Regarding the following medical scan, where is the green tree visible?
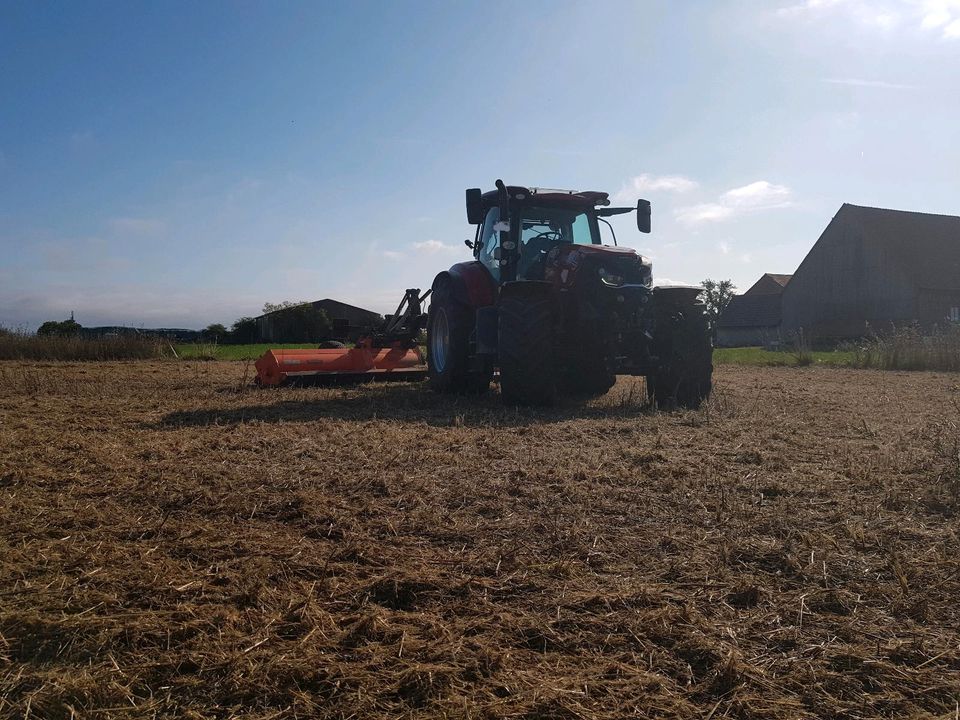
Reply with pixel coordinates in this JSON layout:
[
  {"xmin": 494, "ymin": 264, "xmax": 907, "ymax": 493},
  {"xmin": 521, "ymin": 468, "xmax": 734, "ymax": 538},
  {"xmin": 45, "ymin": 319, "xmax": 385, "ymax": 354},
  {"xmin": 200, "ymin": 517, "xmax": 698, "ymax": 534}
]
[
  {"xmin": 699, "ymin": 279, "xmax": 736, "ymax": 335},
  {"xmin": 229, "ymin": 317, "xmax": 259, "ymax": 344},
  {"xmin": 37, "ymin": 318, "xmax": 82, "ymax": 337},
  {"xmin": 203, "ymin": 323, "xmax": 228, "ymax": 342},
  {"xmin": 264, "ymin": 302, "xmax": 332, "ymax": 342}
]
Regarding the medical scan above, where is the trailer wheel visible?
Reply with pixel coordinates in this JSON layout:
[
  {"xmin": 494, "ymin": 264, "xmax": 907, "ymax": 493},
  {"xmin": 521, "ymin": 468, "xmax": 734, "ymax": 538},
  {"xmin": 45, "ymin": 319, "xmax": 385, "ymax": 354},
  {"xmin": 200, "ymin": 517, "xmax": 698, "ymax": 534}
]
[
  {"xmin": 647, "ymin": 302, "xmax": 712, "ymax": 409},
  {"xmin": 499, "ymin": 283, "xmax": 557, "ymax": 406},
  {"xmin": 427, "ymin": 280, "xmax": 490, "ymax": 394}
]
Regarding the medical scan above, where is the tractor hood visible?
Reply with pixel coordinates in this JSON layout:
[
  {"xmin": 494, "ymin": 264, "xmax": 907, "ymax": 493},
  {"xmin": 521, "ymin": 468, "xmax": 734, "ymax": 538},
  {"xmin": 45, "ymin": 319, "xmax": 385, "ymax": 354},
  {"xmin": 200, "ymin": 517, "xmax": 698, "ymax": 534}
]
[{"xmin": 545, "ymin": 243, "xmax": 653, "ymax": 289}]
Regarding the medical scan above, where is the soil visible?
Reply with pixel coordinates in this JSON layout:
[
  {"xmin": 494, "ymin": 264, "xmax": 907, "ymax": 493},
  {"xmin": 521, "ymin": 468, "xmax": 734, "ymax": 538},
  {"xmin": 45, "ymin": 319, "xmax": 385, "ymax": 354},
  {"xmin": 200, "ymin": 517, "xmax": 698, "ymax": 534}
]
[{"xmin": 1, "ymin": 361, "xmax": 958, "ymax": 718}]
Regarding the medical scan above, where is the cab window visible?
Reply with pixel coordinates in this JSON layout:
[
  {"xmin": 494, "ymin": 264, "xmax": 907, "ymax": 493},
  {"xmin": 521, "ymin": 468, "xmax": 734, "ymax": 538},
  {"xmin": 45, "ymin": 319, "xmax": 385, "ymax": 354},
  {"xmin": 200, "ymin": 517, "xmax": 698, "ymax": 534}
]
[{"xmin": 478, "ymin": 206, "xmax": 500, "ymax": 281}]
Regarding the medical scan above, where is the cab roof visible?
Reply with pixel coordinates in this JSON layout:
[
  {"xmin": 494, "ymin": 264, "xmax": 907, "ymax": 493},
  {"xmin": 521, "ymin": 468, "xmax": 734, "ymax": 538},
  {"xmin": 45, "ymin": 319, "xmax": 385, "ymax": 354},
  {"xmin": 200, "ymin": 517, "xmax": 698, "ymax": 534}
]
[{"xmin": 480, "ymin": 185, "xmax": 611, "ymax": 210}]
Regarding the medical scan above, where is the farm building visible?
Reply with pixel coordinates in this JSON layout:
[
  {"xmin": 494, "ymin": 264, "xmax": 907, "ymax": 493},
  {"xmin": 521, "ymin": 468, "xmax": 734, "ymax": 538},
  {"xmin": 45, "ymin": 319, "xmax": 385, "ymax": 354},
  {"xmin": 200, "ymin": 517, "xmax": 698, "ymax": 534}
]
[
  {"xmin": 780, "ymin": 204, "xmax": 960, "ymax": 339},
  {"xmin": 256, "ymin": 299, "xmax": 382, "ymax": 342},
  {"xmin": 716, "ymin": 273, "xmax": 791, "ymax": 347}
]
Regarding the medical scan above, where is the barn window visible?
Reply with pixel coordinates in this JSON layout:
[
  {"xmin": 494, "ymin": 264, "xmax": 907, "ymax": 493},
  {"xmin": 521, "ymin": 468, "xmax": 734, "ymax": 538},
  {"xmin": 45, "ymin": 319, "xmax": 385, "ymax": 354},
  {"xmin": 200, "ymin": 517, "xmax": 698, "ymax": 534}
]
[{"xmin": 951, "ymin": 307, "xmax": 960, "ymax": 323}]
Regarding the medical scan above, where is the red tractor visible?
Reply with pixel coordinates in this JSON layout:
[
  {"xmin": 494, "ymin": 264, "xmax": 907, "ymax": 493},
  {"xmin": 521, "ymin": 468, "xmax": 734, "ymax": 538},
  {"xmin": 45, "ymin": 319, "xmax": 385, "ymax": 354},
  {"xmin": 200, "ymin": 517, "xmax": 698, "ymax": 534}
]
[
  {"xmin": 426, "ymin": 180, "xmax": 712, "ymax": 407},
  {"xmin": 255, "ymin": 179, "xmax": 712, "ymax": 408}
]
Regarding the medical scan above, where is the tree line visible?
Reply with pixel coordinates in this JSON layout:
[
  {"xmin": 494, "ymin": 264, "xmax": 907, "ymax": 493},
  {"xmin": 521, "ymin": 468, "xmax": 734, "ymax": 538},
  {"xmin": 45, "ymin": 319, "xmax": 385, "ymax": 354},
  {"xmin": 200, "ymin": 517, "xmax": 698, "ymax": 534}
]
[
  {"xmin": 203, "ymin": 301, "xmax": 334, "ymax": 344},
  {"xmin": 35, "ymin": 301, "xmax": 338, "ymax": 345}
]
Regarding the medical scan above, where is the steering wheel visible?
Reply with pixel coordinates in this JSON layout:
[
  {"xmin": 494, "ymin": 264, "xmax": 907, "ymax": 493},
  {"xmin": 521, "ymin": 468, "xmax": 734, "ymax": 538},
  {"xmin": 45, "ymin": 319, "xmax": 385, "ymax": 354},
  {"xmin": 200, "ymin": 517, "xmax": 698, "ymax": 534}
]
[
  {"xmin": 520, "ymin": 231, "xmax": 564, "ymax": 279},
  {"xmin": 526, "ymin": 230, "xmax": 563, "ymax": 254}
]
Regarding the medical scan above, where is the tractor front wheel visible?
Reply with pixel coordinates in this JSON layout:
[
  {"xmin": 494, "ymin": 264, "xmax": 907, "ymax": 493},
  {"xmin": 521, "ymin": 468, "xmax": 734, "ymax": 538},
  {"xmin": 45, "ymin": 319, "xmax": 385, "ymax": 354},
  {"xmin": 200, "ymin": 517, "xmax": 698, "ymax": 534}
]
[
  {"xmin": 427, "ymin": 280, "xmax": 490, "ymax": 394},
  {"xmin": 498, "ymin": 283, "xmax": 558, "ymax": 406}
]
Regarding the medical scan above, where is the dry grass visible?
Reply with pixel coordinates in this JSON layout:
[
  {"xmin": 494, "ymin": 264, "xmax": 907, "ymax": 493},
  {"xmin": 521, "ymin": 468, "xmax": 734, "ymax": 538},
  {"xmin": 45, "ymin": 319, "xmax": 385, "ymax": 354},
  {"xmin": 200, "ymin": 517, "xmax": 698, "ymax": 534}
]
[
  {"xmin": 1, "ymin": 362, "xmax": 959, "ymax": 718},
  {"xmin": 0, "ymin": 332, "xmax": 166, "ymax": 361},
  {"xmin": 850, "ymin": 325, "xmax": 960, "ymax": 372}
]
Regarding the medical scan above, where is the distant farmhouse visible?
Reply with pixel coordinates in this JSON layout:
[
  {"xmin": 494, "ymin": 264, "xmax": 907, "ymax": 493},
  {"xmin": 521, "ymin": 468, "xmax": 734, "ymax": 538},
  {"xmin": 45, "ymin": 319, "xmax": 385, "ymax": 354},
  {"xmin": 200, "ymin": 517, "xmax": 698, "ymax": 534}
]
[
  {"xmin": 716, "ymin": 274, "xmax": 791, "ymax": 347},
  {"xmin": 256, "ymin": 299, "xmax": 382, "ymax": 342},
  {"xmin": 718, "ymin": 204, "xmax": 960, "ymax": 346}
]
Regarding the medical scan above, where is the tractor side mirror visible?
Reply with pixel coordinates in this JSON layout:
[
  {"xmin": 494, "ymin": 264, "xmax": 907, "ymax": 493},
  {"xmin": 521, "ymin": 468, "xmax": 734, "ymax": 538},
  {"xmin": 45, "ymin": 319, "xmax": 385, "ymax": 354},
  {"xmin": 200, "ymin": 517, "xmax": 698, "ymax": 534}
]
[
  {"xmin": 637, "ymin": 199, "xmax": 651, "ymax": 233},
  {"xmin": 466, "ymin": 188, "xmax": 483, "ymax": 225}
]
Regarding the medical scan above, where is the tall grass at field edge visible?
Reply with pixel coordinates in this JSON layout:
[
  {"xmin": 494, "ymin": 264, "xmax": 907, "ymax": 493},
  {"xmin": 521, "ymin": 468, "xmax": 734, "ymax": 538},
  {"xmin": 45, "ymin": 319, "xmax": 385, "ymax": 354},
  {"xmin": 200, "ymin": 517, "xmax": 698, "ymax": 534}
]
[{"xmin": 0, "ymin": 331, "xmax": 166, "ymax": 361}]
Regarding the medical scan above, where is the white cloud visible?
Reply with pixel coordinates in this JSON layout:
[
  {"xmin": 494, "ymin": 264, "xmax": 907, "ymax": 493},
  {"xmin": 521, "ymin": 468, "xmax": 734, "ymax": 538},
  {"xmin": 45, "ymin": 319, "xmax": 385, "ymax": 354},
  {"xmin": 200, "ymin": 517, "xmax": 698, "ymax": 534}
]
[
  {"xmin": 777, "ymin": 0, "xmax": 846, "ymax": 18},
  {"xmin": 822, "ymin": 77, "xmax": 916, "ymax": 89},
  {"xmin": 614, "ymin": 174, "xmax": 698, "ymax": 203},
  {"xmin": 777, "ymin": 0, "xmax": 960, "ymax": 39},
  {"xmin": 108, "ymin": 217, "xmax": 166, "ymax": 235},
  {"xmin": 412, "ymin": 239, "xmax": 460, "ymax": 254},
  {"xmin": 675, "ymin": 180, "xmax": 793, "ymax": 226},
  {"xmin": 721, "ymin": 180, "xmax": 792, "ymax": 209},
  {"xmin": 382, "ymin": 250, "xmax": 404, "ymax": 260},
  {"xmin": 675, "ymin": 203, "xmax": 733, "ymax": 225},
  {"xmin": 920, "ymin": 0, "xmax": 960, "ymax": 33},
  {"xmin": 718, "ymin": 241, "xmax": 730, "ymax": 255},
  {"xmin": 740, "ymin": 253, "xmax": 753, "ymax": 263}
]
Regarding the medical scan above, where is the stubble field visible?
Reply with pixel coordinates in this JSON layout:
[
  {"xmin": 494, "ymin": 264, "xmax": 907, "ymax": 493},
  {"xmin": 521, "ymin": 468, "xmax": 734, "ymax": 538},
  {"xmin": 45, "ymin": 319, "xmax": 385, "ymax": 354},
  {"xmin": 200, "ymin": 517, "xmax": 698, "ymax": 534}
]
[{"xmin": 1, "ymin": 361, "xmax": 958, "ymax": 719}]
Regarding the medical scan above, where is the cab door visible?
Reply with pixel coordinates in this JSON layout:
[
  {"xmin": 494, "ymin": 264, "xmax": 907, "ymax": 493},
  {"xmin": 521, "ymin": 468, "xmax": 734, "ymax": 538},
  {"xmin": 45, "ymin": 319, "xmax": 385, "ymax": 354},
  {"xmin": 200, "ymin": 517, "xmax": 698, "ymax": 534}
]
[{"xmin": 477, "ymin": 206, "xmax": 501, "ymax": 283}]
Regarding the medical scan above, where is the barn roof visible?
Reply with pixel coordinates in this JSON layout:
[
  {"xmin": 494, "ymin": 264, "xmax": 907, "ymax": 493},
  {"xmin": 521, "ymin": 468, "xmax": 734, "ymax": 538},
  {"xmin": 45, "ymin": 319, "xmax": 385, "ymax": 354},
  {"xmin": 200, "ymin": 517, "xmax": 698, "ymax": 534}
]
[
  {"xmin": 744, "ymin": 273, "xmax": 792, "ymax": 296},
  {"xmin": 841, "ymin": 204, "xmax": 960, "ymax": 290},
  {"xmin": 312, "ymin": 299, "xmax": 382, "ymax": 322},
  {"xmin": 765, "ymin": 273, "xmax": 793, "ymax": 288},
  {"xmin": 717, "ymin": 293, "xmax": 783, "ymax": 328},
  {"xmin": 257, "ymin": 299, "xmax": 382, "ymax": 323}
]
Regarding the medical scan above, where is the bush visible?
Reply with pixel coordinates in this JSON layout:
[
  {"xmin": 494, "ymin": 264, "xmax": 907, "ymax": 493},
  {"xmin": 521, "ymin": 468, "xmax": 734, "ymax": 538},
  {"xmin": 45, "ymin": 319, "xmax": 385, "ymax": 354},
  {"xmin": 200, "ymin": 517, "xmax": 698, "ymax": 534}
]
[
  {"xmin": 202, "ymin": 323, "xmax": 228, "ymax": 343},
  {"xmin": 37, "ymin": 318, "xmax": 82, "ymax": 337},
  {"xmin": 229, "ymin": 317, "xmax": 259, "ymax": 344}
]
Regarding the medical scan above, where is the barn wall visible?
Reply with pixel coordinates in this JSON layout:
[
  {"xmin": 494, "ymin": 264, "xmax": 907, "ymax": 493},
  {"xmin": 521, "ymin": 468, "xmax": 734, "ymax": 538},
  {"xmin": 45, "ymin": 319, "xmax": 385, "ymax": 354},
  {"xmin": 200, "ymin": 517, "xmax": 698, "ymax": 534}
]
[
  {"xmin": 256, "ymin": 315, "xmax": 278, "ymax": 343},
  {"xmin": 716, "ymin": 326, "xmax": 782, "ymax": 348},
  {"xmin": 781, "ymin": 213, "xmax": 915, "ymax": 339},
  {"xmin": 916, "ymin": 289, "xmax": 960, "ymax": 327}
]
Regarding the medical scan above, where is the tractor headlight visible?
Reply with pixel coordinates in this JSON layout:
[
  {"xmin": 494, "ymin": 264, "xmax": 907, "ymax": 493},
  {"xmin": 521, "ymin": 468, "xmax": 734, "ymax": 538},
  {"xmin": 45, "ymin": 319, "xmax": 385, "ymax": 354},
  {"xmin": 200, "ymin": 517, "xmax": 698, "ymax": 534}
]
[{"xmin": 599, "ymin": 268, "xmax": 624, "ymax": 287}]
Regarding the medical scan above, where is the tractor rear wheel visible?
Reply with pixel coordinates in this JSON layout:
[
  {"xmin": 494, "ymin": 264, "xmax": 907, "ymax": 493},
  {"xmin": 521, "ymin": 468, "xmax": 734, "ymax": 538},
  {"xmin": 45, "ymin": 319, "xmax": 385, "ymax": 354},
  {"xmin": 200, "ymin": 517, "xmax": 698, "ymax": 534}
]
[
  {"xmin": 498, "ymin": 284, "xmax": 557, "ymax": 405},
  {"xmin": 427, "ymin": 280, "xmax": 490, "ymax": 394},
  {"xmin": 647, "ymin": 302, "xmax": 712, "ymax": 409}
]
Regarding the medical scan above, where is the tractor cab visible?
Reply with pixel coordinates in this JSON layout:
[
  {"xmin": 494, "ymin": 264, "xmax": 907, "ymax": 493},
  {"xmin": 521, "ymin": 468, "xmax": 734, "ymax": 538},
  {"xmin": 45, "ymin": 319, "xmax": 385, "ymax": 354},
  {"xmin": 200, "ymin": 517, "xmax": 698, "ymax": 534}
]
[{"xmin": 466, "ymin": 183, "xmax": 651, "ymax": 284}]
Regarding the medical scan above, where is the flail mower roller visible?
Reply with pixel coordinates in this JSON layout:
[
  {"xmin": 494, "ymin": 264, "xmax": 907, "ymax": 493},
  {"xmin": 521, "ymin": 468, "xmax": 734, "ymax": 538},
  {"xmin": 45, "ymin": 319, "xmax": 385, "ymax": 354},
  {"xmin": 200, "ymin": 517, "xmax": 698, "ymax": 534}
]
[{"xmin": 254, "ymin": 289, "xmax": 429, "ymax": 386}]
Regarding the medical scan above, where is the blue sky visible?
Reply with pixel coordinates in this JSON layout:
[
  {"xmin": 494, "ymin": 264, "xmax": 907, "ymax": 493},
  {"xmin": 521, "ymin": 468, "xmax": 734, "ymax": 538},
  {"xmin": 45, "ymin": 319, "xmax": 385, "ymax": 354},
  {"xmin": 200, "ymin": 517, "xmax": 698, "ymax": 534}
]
[{"xmin": 1, "ymin": 0, "xmax": 958, "ymax": 329}]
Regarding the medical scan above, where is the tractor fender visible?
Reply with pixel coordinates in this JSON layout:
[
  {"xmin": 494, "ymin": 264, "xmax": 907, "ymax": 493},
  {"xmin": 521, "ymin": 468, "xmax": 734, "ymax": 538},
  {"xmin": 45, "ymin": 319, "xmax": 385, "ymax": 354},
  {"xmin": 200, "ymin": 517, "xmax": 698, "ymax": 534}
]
[{"xmin": 432, "ymin": 261, "xmax": 496, "ymax": 309}]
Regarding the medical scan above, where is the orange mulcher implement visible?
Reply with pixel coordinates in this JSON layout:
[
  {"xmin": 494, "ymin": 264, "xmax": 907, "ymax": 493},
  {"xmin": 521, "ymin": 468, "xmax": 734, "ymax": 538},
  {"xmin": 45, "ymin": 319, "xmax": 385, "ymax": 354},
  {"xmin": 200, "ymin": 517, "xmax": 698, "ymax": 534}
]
[{"xmin": 255, "ymin": 342, "xmax": 426, "ymax": 386}]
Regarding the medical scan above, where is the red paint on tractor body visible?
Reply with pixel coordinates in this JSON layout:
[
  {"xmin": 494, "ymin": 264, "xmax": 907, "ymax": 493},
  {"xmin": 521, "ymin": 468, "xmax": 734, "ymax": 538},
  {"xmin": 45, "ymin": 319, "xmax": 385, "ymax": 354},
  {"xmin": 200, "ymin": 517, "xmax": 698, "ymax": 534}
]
[{"xmin": 449, "ymin": 261, "xmax": 496, "ymax": 308}]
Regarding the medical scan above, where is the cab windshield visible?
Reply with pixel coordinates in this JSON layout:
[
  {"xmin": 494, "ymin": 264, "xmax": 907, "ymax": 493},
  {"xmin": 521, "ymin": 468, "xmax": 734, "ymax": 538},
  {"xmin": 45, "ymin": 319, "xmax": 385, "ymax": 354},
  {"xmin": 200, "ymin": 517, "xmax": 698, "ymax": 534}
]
[
  {"xmin": 517, "ymin": 205, "xmax": 598, "ymax": 279},
  {"xmin": 519, "ymin": 206, "xmax": 597, "ymax": 247}
]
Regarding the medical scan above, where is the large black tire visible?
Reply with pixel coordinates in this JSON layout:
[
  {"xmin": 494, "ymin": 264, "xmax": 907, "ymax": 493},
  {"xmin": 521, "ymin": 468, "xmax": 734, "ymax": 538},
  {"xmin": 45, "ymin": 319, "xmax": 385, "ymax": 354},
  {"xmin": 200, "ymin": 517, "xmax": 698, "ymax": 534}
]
[
  {"xmin": 647, "ymin": 302, "xmax": 713, "ymax": 409},
  {"xmin": 498, "ymin": 285, "xmax": 558, "ymax": 406},
  {"xmin": 564, "ymin": 348, "xmax": 616, "ymax": 397},
  {"xmin": 427, "ymin": 279, "xmax": 491, "ymax": 394}
]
